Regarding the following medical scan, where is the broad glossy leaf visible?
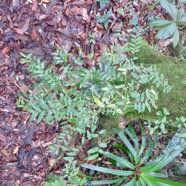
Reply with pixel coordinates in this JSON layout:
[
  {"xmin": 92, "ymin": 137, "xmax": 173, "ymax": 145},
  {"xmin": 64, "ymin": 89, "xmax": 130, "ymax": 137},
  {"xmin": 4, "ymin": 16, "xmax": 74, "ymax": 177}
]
[
  {"xmin": 142, "ymin": 173, "xmax": 185, "ymax": 186},
  {"xmin": 139, "ymin": 123, "xmax": 146, "ymax": 156},
  {"xmin": 86, "ymin": 154, "xmax": 99, "ymax": 160},
  {"xmin": 81, "ymin": 164, "xmax": 134, "ymax": 176},
  {"xmin": 173, "ymin": 28, "xmax": 179, "ymax": 48},
  {"xmin": 127, "ymin": 123, "xmax": 139, "ymax": 150},
  {"xmin": 177, "ymin": 16, "xmax": 186, "ymax": 23},
  {"xmin": 117, "ymin": 130, "xmax": 138, "ymax": 164},
  {"xmin": 146, "ymin": 172, "xmax": 168, "ymax": 178},
  {"xmin": 99, "ymin": 150, "xmax": 135, "ymax": 170},
  {"xmin": 122, "ymin": 177, "xmax": 136, "ymax": 186},
  {"xmin": 141, "ymin": 136, "xmax": 157, "ymax": 163},
  {"xmin": 138, "ymin": 177, "xmax": 147, "ymax": 186},
  {"xmin": 156, "ymin": 23, "xmax": 177, "ymax": 40},
  {"xmin": 148, "ymin": 20, "xmax": 172, "ymax": 28},
  {"xmin": 141, "ymin": 173, "xmax": 162, "ymax": 186},
  {"xmin": 160, "ymin": 0, "xmax": 178, "ymax": 19},
  {"xmin": 99, "ymin": 0, "xmax": 109, "ymax": 9},
  {"xmin": 113, "ymin": 143, "xmax": 134, "ymax": 162},
  {"xmin": 90, "ymin": 178, "xmax": 125, "ymax": 185}
]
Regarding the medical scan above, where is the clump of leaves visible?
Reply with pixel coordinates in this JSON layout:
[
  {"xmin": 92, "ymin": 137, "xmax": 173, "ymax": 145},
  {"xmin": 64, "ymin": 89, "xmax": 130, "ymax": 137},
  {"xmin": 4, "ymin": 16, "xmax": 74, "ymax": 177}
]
[
  {"xmin": 17, "ymin": 35, "xmax": 172, "ymax": 156},
  {"xmin": 149, "ymin": 0, "xmax": 186, "ymax": 48},
  {"xmin": 82, "ymin": 124, "xmax": 186, "ymax": 185},
  {"xmin": 45, "ymin": 174, "xmax": 68, "ymax": 186},
  {"xmin": 97, "ymin": 9, "xmax": 112, "ymax": 29},
  {"xmin": 17, "ymin": 39, "xmax": 171, "ymax": 125}
]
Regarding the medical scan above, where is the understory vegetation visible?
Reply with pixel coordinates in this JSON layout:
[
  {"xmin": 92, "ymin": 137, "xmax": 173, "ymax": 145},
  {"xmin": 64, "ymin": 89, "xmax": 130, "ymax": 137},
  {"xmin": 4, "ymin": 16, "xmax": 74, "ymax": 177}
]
[{"xmin": 15, "ymin": 0, "xmax": 186, "ymax": 185}]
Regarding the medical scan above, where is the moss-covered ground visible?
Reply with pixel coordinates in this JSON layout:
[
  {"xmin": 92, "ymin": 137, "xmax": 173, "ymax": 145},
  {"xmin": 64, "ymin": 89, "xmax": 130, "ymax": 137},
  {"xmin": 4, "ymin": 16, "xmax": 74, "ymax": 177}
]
[
  {"xmin": 136, "ymin": 42, "xmax": 186, "ymax": 120},
  {"xmin": 96, "ymin": 42, "xmax": 186, "ymax": 143}
]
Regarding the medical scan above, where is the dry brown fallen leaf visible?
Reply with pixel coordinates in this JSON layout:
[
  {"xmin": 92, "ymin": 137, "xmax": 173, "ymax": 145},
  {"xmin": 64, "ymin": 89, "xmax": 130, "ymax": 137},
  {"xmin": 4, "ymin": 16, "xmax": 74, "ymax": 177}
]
[
  {"xmin": 18, "ymin": 18, "xmax": 30, "ymax": 33},
  {"xmin": 2, "ymin": 46, "xmax": 10, "ymax": 55},
  {"xmin": 0, "ymin": 134, "xmax": 6, "ymax": 142},
  {"xmin": 27, "ymin": 0, "xmax": 33, "ymax": 3},
  {"xmin": 13, "ymin": 145, "xmax": 19, "ymax": 154},
  {"xmin": 79, "ymin": 7, "xmax": 89, "ymax": 21},
  {"xmin": 41, "ymin": 0, "xmax": 50, "ymax": 3}
]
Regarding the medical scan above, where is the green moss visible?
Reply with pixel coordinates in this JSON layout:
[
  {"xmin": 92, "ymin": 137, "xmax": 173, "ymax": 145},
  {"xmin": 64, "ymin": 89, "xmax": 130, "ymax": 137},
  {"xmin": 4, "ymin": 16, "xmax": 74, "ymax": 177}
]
[
  {"xmin": 136, "ymin": 41, "xmax": 186, "ymax": 119},
  {"xmin": 136, "ymin": 41, "xmax": 182, "ymax": 64}
]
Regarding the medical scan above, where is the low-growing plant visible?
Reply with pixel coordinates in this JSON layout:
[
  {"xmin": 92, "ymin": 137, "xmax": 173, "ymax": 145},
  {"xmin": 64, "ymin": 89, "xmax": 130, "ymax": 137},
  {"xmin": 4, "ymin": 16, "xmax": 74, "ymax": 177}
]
[
  {"xmin": 17, "ymin": 35, "xmax": 172, "ymax": 155},
  {"xmin": 97, "ymin": 9, "xmax": 112, "ymax": 29},
  {"xmin": 17, "ymin": 35, "xmax": 174, "ymax": 185},
  {"xmin": 45, "ymin": 174, "xmax": 68, "ymax": 186},
  {"xmin": 82, "ymin": 124, "xmax": 186, "ymax": 185},
  {"xmin": 145, "ymin": 108, "xmax": 186, "ymax": 135},
  {"xmin": 149, "ymin": 0, "xmax": 186, "ymax": 48}
]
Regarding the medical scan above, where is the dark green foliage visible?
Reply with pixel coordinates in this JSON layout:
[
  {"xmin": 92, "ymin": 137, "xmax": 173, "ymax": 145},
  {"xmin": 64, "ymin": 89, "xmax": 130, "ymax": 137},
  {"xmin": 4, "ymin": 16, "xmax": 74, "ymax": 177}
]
[
  {"xmin": 17, "ymin": 36, "xmax": 173, "ymax": 155},
  {"xmin": 149, "ymin": 0, "xmax": 186, "ymax": 48},
  {"xmin": 82, "ymin": 124, "xmax": 186, "ymax": 185}
]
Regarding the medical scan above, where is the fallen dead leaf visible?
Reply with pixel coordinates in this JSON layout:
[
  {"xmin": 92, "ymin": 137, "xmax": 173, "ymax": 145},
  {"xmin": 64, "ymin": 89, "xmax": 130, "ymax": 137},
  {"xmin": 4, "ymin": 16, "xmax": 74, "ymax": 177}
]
[
  {"xmin": 31, "ymin": 28, "xmax": 42, "ymax": 43},
  {"xmin": 13, "ymin": 28, "xmax": 24, "ymax": 35},
  {"xmin": 13, "ymin": 0, "xmax": 20, "ymax": 7},
  {"xmin": 41, "ymin": 0, "xmax": 50, "ymax": 3},
  {"xmin": 18, "ymin": 18, "xmax": 30, "ymax": 33},
  {"xmin": 1, "ymin": 149, "xmax": 9, "ymax": 157},
  {"xmin": 13, "ymin": 145, "xmax": 19, "ymax": 154},
  {"xmin": 2, "ymin": 46, "xmax": 10, "ymax": 55},
  {"xmin": 79, "ymin": 8, "xmax": 89, "ymax": 21},
  {"xmin": 0, "ymin": 134, "xmax": 6, "ymax": 142},
  {"xmin": 32, "ymin": 0, "xmax": 38, "ymax": 11}
]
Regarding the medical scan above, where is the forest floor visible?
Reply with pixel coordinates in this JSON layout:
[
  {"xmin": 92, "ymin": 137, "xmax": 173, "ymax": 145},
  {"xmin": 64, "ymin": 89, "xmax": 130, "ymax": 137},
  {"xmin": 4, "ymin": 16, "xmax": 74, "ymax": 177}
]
[{"xmin": 0, "ymin": 0, "xmax": 172, "ymax": 185}]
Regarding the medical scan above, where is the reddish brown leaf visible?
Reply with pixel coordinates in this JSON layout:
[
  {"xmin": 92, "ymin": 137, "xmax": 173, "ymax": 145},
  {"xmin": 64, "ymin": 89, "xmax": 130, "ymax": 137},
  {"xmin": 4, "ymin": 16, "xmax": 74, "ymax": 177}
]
[
  {"xmin": 19, "ymin": 47, "xmax": 45, "ymax": 57},
  {"xmin": 32, "ymin": 0, "xmax": 38, "ymax": 11},
  {"xmin": 31, "ymin": 28, "xmax": 42, "ymax": 43},
  {"xmin": 13, "ymin": 28, "xmax": 24, "ymax": 35},
  {"xmin": 0, "ymin": 134, "xmax": 6, "ymax": 142},
  {"xmin": 18, "ymin": 18, "xmax": 30, "ymax": 33},
  {"xmin": 2, "ymin": 46, "xmax": 10, "ymax": 55},
  {"xmin": 79, "ymin": 8, "xmax": 89, "ymax": 21},
  {"xmin": 1, "ymin": 149, "xmax": 9, "ymax": 157}
]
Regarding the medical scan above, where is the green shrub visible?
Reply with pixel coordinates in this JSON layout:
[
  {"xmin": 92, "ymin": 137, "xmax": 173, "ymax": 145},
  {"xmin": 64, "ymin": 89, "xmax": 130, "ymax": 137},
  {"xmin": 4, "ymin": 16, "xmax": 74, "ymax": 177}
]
[
  {"xmin": 82, "ymin": 124, "xmax": 186, "ymax": 185},
  {"xmin": 149, "ymin": 0, "xmax": 186, "ymax": 48},
  {"xmin": 17, "ymin": 35, "xmax": 175, "ymax": 185},
  {"xmin": 16, "ymin": 35, "xmax": 172, "ymax": 154}
]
